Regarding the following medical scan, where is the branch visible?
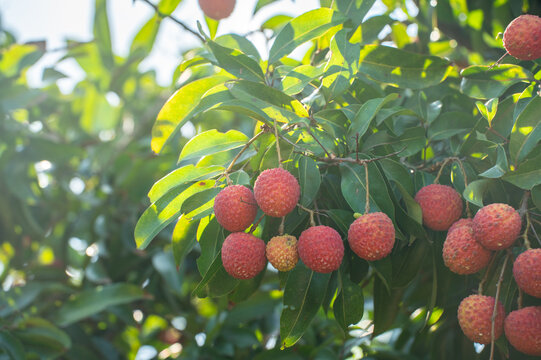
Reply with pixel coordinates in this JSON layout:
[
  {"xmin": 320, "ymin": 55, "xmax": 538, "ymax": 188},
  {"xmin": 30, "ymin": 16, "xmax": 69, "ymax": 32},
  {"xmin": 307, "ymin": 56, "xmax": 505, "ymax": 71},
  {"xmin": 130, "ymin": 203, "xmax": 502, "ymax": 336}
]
[
  {"xmin": 316, "ymin": 147, "xmax": 406, "ymax": 166},
  {"xmin": 490, "ymin": 252, "xmax": 510, "ymax": 360},
  {"xmin": 137, "ymin": 0, "xmax": 205, "ymax": 42}
]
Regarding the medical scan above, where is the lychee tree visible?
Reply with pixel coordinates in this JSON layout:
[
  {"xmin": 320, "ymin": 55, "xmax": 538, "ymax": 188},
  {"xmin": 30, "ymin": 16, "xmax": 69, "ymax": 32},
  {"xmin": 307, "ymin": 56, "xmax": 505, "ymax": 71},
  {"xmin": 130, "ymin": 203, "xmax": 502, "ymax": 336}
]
[{"xmin": 134, "ymin": 0, "xmax": 541, "ymax": 358}]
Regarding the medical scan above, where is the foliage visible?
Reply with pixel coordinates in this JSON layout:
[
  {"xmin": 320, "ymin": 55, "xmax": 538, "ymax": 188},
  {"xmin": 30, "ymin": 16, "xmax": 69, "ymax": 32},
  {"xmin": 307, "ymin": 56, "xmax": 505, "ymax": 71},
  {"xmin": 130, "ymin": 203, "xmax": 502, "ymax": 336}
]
[{"xmin": 2, "ymin": 0, "xmax": 541, "ymax": 359}]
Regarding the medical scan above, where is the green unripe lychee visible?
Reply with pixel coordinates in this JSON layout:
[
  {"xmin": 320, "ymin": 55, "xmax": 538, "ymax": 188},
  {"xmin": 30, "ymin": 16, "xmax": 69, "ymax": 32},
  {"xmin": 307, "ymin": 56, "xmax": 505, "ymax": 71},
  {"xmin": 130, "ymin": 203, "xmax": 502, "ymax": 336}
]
[{"xmin": 266, "ymin": 234, "xmax": 298, "ymax": 272}]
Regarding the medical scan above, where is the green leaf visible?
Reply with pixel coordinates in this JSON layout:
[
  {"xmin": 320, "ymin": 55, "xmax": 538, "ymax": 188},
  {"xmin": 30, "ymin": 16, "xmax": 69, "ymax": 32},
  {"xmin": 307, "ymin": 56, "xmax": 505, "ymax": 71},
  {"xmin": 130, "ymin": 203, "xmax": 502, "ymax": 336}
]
[
  {"xmin": 80, "ymin": 84, "xmax": 121, "ymax": 133},
  {"xmin": 428, "ymin": 111, "xmax": 476, "ymax": 141},
  {"xmin": 393, "ymin": 127, "xmax": 426, "ymax": 157},
  {"xmin": 14, "ymin": 317, "xmax": 71, "ymax": 354},
  {"xmin": 298, "ymin": 156, "xmax": 320, "ymax": 206},
  {"xmin": 93, "ymin": 0, "xmax": 114, "ymax": 69},
  {"xmin": 463, "ymin": 179, "xmax": 492, "ymax": 207},
  {"xmin": 158, "ymin": 0, "xmax": 182, "ymax": 15},
  {"xmin": 179, "ymin": 129, "xmax": 249, "ymax": 162},
  {"xmin": 281, "ymin": 64, "xmax": 325, "ymax": 95},
  {"xmin": 502, "ymin": 152, "xmax": 541, "ymax": 190},
  {"xmin": 357, "ymin": 15, "xmax": 393, "ymax": 45},
  {"xmin": 215, "ymin": 34, "xmax": 261, "ymax": 60},
  {"xmin": 509, "ymin": 95, "xmax": 541, "ymax": 164},
  {"xmin": 322, "ymin": 29, "xmax": 360, "ymax": 101},
  {"xmin": 339, "ymin": 161, "xmax": 395, "ymax": 221},
  {"xmin": 135, "ymin": 180, "xmax": 214, "ymax": 249},
  {"xmin": 479, "ymin": 145, "xmax": 508, "ymax": 178},
  {"xmin": 151, "ymin": 75, "xmax": 230, "ymax": 154},
  {"xmin": 148, "ymin": 164, "xmax": 224, "ymax": 203},
  {"xmin": 532, "ymin": 184, "xmax": 541, "ymax": 210},
  {"xmin": 172, "ymin": 215, "xmax": 200, "ymax": 267},
  {"xmin": 348, "ymin": 93, "xmax": 398, "ymax": 138},
  {"xmin": 196, "ymin": 218, "xmax": 224, "ymax": 275},
  {"xmin": 392, "ymin": 239, "xmax": 429, "ymax": 288},
  {"xmin": 181, "ymin": 187, "xmax": 221, "ymax": 216},
  {"xmin": 262, "ymin": 15, "xmax": 293, "ymax": 32},
  {"xmin": 371, "ymin": 256, "xmax": 392, "ymax": 292},
  {"xmin": 130, "ymin": 14, "xmax": 161, "ymax": 56},
  {"xmin": 460, "ymin": 65, "xmax": 532, "ymax": 99},
  {"xmin": 52, "ymin": 284, "xmax": 145, "ymax": 327},
  {"xmin": 373, "ymin": 277, "xmax": 403, "ymax": 336},
  {"xmin": 193, "ymin": 252, "xmax": 240, "ymax": 298},
  {"xmin": 0, "ymin": 331, "xmax": 24, "ymax": 360},
  {"xmin": 476, "ymin": 98, "xmax": 499, "ymax": 126},
  {"xmin": 269, "ymin": 8, "xmax": 347, "ymax": 64},
  {"xmin": 357, "ymin": 45, "xmax": 452, "ymax": 89},
  {"xmin": 280, "ymin": 264, "xmax": 331, "ymax": 347},
  {"xmin": 253, "ymin": 0, "xmax": 275, "ymax": 15},
  {"xmin": 333, "ymin": 271, "xmax": 364, "ymax": 331},
  {"xmin": 336, "ymin": 0, "xmax": 376, "ymax": 24},
  {"xmin": 207, "ymin": 41, "xmax": 265, "ymax": 82}
]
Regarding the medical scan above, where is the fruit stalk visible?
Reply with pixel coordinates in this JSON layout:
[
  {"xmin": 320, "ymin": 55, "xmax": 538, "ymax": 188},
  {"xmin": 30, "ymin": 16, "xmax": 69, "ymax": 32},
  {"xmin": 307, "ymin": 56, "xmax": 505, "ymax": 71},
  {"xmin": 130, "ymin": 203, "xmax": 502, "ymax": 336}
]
[
  {"xmin": 223, "ymin": 129, "xmax": 267, "ymax": 184},
  {"xmin": 490, "ymin": 252, "xmax": 510, "ymax": 360}
]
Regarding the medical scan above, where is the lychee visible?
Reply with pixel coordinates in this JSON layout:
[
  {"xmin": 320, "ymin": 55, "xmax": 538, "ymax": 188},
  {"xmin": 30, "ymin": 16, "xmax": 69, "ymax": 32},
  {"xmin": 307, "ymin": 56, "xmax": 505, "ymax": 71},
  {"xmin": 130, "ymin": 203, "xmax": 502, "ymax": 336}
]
[
  {"xmin": 503, "ymin": 15, "xmax": 541, "ymax": 61},
  {"xmin": 266, "ymin": 234, "xmax": 298, "ymax": 272},
  {"xmin": 472, "ymin": 203, "xmax": 521, "ymax": 250},
  {"xmin": 348, "ymin": 212, "xmax": 395, "ymax": 261},
  {"xmin": 253, "ymin": 168, "xmax": 300, "ymax": 218},
  {"xmin": 443, "ymin": 219, "xmax": 492, "ymax": 275},
  {"xmin": 297, "ymin": 225, "xmax": 344, "ymax": 273},
  {"xmin": 457, "ymin": 294, "xmax": 505, "ymax": 344},
  {"xmin": 198, "ymin": 0, "xmax": 236, "ymax": 20},
  {"xmin": 221, "ymin": 232, "xmax": 266, "ymax": 279},
  {"xmin": 213, "ymin": 185, "xmax": 258, "ymax": 232},
  {"xmin": 414, "ymin": 184, "xmax": 463, "ymax": 231},
  {"xmin": 513, "ymin": 248, "xmax": 541, "ymax": 298},
  {"xmin": 504, "ymin": 306, "xmax": 541, "ymax": 356}
]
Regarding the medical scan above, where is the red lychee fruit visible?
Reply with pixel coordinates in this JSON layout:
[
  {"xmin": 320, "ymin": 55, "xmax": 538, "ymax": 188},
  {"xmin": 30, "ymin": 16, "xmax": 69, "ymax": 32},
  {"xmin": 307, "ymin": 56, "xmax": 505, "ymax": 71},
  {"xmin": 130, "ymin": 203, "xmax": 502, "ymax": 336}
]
[
  {"xmin": 266, "ymin": 234, "xmax": 298, "ymax": 272},
  {"xmin": 213, "ymin": 185, "xmax": 258, "ymax": 232},
  {"xmin": 448, "ymin": 218, "xmax": 473, "ymax": 234},
  {"xmin": 221, "ymin": 232, "xmax": 266, "ymax": 279},
  {"xmin": 472, "ymin": 203, "xmax": 521, "ymax": 250},
  {"xmin": 254, "ymin": 168, "xmax": 300, "ymax": 218},
  {"xmin": 414, "ymin": 184, "xmax": 463, "ymax": 231},
  {"xmin": 443, "ymin": 219, "xmax": 492, "ymax": 275},
  {"xmin": 504, "ymin": 306, "xmax": 541, "ymax": 356},
  {"xmin": 347, "ymin": 212, "xmax": 395, "ymax": 261},
  {"xmin": 198, "ymin": 0, "xmax": 236, "ymax": 20},
  {"xmin": 298, "ymin": 225, "xmax": 344, "ymax": 273},
  {"xmin": 503, "ymin": 15, "xmax": 541, "ymax": 61},
  {"xmin": 457, "ymin": 294, "xmax": 505, "ymax": 344},
  {"xmin": 513, "ymin": 248, "xmax": 541, "ymax": 298}
]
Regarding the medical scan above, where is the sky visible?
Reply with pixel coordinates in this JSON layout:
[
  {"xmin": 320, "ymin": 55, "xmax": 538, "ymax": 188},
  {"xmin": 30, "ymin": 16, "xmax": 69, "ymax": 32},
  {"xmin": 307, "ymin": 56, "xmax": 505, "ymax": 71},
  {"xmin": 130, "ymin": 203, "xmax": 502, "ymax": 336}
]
[{"xmin": 0, "ymin": 0, "xmax": 322, "ymax": 89}]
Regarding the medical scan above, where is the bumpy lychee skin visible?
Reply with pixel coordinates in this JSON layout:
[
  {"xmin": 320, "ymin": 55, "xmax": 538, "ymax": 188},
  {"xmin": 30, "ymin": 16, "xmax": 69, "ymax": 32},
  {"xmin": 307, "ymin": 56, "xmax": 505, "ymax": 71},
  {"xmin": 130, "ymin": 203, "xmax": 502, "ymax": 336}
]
[
  {"xmin": 504, "ymin": 306, "xmax": 541, "ymax": 356},
  {"xmin": 457, "ymin": 294, "xmax": 505, "ymax": 344},
  {"xmin": 254, "ymin": 168, "xmax": 300, "ymax": 218},
  {"xmin": 472, "ymin": 203, "xmax": 521, "ymax": 250},
  {"xmin": 348, "ymin": 212, "xmax": 395, "ymax": 261},
  {"xmin": 414, "ymin": 184, "xmax": 463, "ymax": 231},
  {"xmin": 221, "ymin": 232, "xmax": 266, "ymax": 279},
  {"xmin": 213, "ymin": 185, "xmax": 258, "ymax": 232},
  {"xmin": 266, "ymin": 235, "xmax": 298, "ymax": 272},
  {"xmin": 443, "ymin": 220, "xmax": 492, "ymax": 275},
  {"xmin": 503, "ymin": 15, "xmax": 541, "ymax": 61},
  {"xmin": 298, "ymin": 226, "xmax": 344, "ymax": 273},
  {"xmin": 198, "ymin": 0, "xmax": 236, "ymax": 20},
  {"xmin": 513, "ymin": 249, "xmax": 541, "ymax": 298},
  {"xmin": 448, "ymin": 218, "xmax": 473, "ymax": 234}
]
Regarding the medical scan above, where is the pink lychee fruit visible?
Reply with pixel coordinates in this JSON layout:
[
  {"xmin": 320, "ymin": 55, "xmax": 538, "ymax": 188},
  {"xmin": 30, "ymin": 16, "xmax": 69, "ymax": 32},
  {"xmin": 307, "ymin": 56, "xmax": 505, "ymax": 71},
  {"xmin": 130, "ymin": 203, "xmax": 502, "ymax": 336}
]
[
  {"xmin": 348, "ymin": 212, "xmax": 395, "ymax": 261},
  {"xmin": 221, "ymin": 232, "xmax": 266, "ymax": 279},
  {"xmin": 414, "ymin": 184, "xmax": 463, "ymax": 231},
  {"xmin": 503, "ymin": 15, "xmax": 541, "ymax": 61},
  {"xmin": 297, "ymin": 225, "xmax": 344, "ymax": 273},
  {"xmin": 254, "ymin": 168, "xmax": 300, "ymax": 218},
  {"xmin": 457, "ymin": 294, "xmax": 505, "ymax": 345},
  {"xmin": 513, "ymin": 248, "xmax": 541, "ymax": 298},
  {"xmin": 213, "ymin": 185, "xmax": 258, "ymax": 232},
  {"xmin": 505, "ymin": 306, "xmax": 541, "ymax": 356},
  {"xmin": 472, "ymin": 203, "xmax": 521, "ymax": 250}
]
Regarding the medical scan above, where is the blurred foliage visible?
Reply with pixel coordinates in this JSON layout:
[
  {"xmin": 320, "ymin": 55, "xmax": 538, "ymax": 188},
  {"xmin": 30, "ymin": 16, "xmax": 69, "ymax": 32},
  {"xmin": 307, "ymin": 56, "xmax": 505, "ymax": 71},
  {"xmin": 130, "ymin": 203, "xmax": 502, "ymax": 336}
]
[{"xmin": 1, "ymin": 0, "xmax": 541, "ymax": 359}]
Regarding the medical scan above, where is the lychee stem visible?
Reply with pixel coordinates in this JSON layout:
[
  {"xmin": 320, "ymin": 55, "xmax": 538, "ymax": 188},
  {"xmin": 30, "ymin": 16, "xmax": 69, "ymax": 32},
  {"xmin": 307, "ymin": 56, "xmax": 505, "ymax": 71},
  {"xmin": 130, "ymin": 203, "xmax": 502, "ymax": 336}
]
[
  {"xmin": 297, "ymin": 204, "xmax": 316, "ymax": 227},
  {"xmin": 478, "ymin": 255, "xmax": 497, "ymax": 294},
  {"xmin": 434, "ymin": 156, "xmax": 471, "ymax": 217},
  {"xmin": 517, "ymin": 288, "xmax": 523, "ymax": 310},
  {"xmin": 489, "ymin": 252, "xmax": 510, "ymax": 360},
  {"xmin": 488, "ymin": 52, "xmax": 508, "ymax": 70},
  {"xmin": 364, "ymin": 163, "xmax": 370, "ymax": 215},
  {"xmin": 273, "ymin": 118, "xmax": 283, "ymax": 168},
  {"xmin": 522, "ymin": 212, "xmax": 532, "ymax": 250},
  {"xmin": 434, "ymin": 158, "xmax": 452, "ymax": 184},
  {"xmin": 248, "ymin": 213, "xmax": 265, "ymax": 234},
  {"xmin": 279, "ymin": 216, "xmax": 285, "ymax": 235},
  {"xmin": 223, "ymin": 129, "xmax": 266, "ymax": 183}
]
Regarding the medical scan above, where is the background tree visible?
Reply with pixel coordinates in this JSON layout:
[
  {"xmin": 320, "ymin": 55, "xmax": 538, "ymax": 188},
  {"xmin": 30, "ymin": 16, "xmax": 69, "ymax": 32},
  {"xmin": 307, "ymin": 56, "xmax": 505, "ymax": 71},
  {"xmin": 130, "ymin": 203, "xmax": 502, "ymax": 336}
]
[{"xmin": 1, "ymin": 0, "xmax": 541, "ymax": 359}]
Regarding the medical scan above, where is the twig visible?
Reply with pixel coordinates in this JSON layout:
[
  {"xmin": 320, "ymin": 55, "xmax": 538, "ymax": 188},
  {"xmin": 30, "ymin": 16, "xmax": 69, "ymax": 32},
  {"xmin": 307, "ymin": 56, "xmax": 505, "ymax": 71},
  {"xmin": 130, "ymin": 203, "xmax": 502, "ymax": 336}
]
[
  {"xmin": 317, "ymin": 147, "xmax": 406, "ymax": 166},
  {"xmin": 488, "ymin": 53, "xmax": 508, "ymax": 70},
  {"xmin": 302, "ymin": 122, "xmax": 332, "ymax": 158},
  {"xmin": 313, "ymin": 199, "xmax": 322, "ymax": 225},
  {"xmin": 478, "ymin": 255, "xmax": 497, "ymax": 294},
  {"xmin": 490, "ymin": 252, "xmax": 510, "ymax": 360},
  {"xmin": 364, "ymin": 163, "xmax": 370, "ymax": 214},
  {"xmin": 298, "ymin": 204, "xmax": 316, "ymax": 227},
  {"xmin": 530, "ymin": 221, "xmax": 541, "ymax": 246},
  {"xmin": 248, "ymin": 213, "xmax": 265, "ymax": 234},
  {"xmin": 518, "ymin": 191, "xmax": 530, "ymax": 218},
  {"xmin": 137, "ymin": 0, "xmax": 205, "ymax": 42},
  {"xmin": 517, "ymin": 288, "xmax": 523, "ymax": 310},
  {"xmin": 453, "ymin": 158, "xmax": 472, "ymax": 218},
  {"xmin": 273, "ymin": 119, "xmax": 283, "ymax": 168},
  {"xmin": 223, "ymin": 129, "xmax": 267, "ymax": 184},
  {"xmin": 278, "ymin": 216, "xmax": 285, "ymax": 235},
  {"xmin": 434, "ymin": 158, "xmax": 453, "ymax": 184},
  {"xmin": 523, "ymin": 211, "xmax": 532, "ymax": 249}
]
